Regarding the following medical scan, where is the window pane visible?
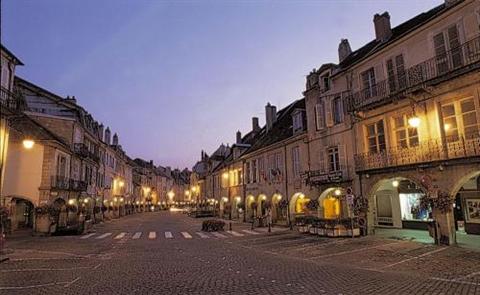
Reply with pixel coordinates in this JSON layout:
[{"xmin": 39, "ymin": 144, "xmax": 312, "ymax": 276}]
[
  {"xmin": 461, "ymin": 99, "xmax": 475, "ymax": 113},
  {"xmin": 442, "ymin": 104, "xmax": 455, "ymax": 117},
  {"xmin": 463, "ymin": 112, "xmax": 478, "ymax": 127},
  {"xmin": 377, "ymin": 121, "xmax": 385, "ymax": 134},
  {"xmin": 394, "ymin": 117, "xmax": 404, "ymax": 128},
  {"xmin": 397, "ymin": 130, "xmax": 406, "ymax": 140}
]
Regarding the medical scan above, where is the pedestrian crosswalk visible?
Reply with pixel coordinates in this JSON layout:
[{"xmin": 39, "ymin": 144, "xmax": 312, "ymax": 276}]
[{"xmin": 80, "ymin": 229, "xmax": 266, "ymax": 241}]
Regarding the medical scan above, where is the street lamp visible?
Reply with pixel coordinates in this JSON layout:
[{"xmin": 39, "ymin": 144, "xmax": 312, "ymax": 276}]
[{"xmin": 22, "ymin": 138, "xmax": 35, "ymax": 149}]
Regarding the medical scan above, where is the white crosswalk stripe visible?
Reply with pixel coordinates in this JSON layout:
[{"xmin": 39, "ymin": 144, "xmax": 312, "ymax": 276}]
[
  {"xmin": 165, "ymin": 232, "xmax": 173, "ymax": 239},
  {"xmin": 226, "ymin": 230, "xmax": 244, "ymax": 237},
  {"xmin": 148, "ymin": 232, "xmax": 156, "ymax": 239},
  {"xmin": 211, "ymin": 232, "xmax": 227, "ymax": 238},
  {"xmin": 132, "ymin": 232, "xmax": 142, "ymax": 239},
  {"xmin": 81, "ymin": 233, "xmax": 96, "ymax": 239},
  {"xmin": 96, "ymin": 233, "xmax": 112, "ymax": 239},
  {"xmin": 114, "ymin": 232, "xmax": 126, "ymax": 239},
  {"xmin": 195, "ymin": 232, "xmax": 209, "ymax": 239},
  {"xmin": 242, "ymin": 229, "xmax": 260, "ymax": 235},
  {"xmin": 181, "ymin": 232, "xmax": 192, "ymax": 239}
]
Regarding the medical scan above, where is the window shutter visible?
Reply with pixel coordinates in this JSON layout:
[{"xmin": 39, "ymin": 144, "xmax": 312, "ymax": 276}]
[
  {"xmin": 315, "ymin": 103, "xmax": 325, "ymax": 130},
  {"xmin": 447, "ymin": 25, "xmax": 463, "ymax": 68},
  {"xmin": 318, "ymin": 148, "xmax": 325, "ymax": 173},
  {"xmin": 338, "ymin": 145, "xmax": 347, "ymax": 173},
  {"xmin": 433, "ymin": 32, "xmax": 447, "ymax": 56},
  {"xmin": 325, "ymin": 98, "xmax": 334, "ymax": 127}
]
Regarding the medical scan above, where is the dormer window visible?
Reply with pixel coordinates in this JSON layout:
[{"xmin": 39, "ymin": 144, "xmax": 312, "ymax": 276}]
[
  {"xmin": 321, "ymin": 73, "xmax": 330, "ymax": 91},
  {"xmin": 292, "ymin": 110, "xmax": 304, "ymax": 133}
]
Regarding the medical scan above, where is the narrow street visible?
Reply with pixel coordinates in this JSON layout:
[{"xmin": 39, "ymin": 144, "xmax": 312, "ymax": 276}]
[{"xmin": 1, "ymin": 212, "xmax": 479, "ymax": 294}]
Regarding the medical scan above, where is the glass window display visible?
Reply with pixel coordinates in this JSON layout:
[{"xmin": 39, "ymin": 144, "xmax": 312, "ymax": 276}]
[{"xmin": 399, "ymin": 193, "xmax": 431, "ymax": 221}]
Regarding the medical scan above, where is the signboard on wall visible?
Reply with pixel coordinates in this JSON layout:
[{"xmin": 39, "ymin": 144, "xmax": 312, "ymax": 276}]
[{"xmin": 304, "ymin": 170, "xmax": 343, "ymax": 186}]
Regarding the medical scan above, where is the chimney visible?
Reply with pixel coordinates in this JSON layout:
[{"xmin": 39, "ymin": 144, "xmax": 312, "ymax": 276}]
[
  {"xmin": 236, "ymin": 131, "xmax": 242, "ymax": 144},
  {"xmin": 265, "ymin": 103, "xmax": 277, "ymax": 132},
  {"xmin": 445, "ymin": 0, "xmax": 460, "ymax": 7},
  {"xmin": 374, "ymin": 12, "xmax": 392, "ymax": 42},
  {"xmin": 98, "ymin": 124, "xmax": 104, "ymax": 141},
  {"xmin": 338, "ymin": 39, "xmax": 352, "ymax": 63},
  {"xmin": 252, "ymin": 117, "xmax": 260, "ymax": 133},
  {"xmin": 112, "ymin": 133, "xmax": 119, "ymax": 146},
  {"xmin": 104, "ymin": 127, "xmax": 111, "ymax": 145}
]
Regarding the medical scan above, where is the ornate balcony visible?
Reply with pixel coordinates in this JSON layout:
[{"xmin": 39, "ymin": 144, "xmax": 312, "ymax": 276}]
[
  {"xmin": 346, "ymin": 35, "xmax": 480, "ymax": 112},
  {"xmin": 73, "ymin": 143, "xmax": 100, "ymax": 163},
  {"xmin": 354, "ymin": 134, "xmax": 480, "ymax": 172},
  {"xmin": 69, "ymin": 179, "xmax": 88, "ymax": 191},
  {"xmin": 0, "ymin": 86, "xmax": 23, "ymax": 114},
  {"xmin": 51, "ymin": 176, "xmax": 70, "ymax": 190}
]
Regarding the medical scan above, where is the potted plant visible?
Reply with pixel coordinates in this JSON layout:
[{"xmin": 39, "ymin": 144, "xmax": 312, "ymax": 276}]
[{"xmin": 35, "ymin": 204, "xmax": 59, "ymax": 234}]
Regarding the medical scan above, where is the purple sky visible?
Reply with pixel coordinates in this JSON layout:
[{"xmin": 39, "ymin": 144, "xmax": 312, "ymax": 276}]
[{"xmin": 4, "ymin": 0, "xmax": 441, "ymax": 169}]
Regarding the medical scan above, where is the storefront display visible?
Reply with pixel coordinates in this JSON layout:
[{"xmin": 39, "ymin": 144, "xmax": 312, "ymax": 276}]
[
  {"xmin": 399, "ymin": 193, "xmax": 431, "ymax": 222},
  {"xmin": 465, "ymin": 198, "xmax": 480, "ymax": 223}
]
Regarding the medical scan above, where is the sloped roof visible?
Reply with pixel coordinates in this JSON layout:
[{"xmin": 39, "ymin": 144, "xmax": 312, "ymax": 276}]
[
  {"xmin": 245, "ymin": 98, "xmax": 305, "ymax": 154},
  {"xmin": 334, "ymin": 2, "xmax": 449, "ymax": 75}
]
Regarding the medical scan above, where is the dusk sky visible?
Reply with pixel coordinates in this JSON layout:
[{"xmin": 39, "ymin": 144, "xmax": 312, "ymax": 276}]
[{"xmin": 4, "ymin": 0, "xmax": 441, "ymax": 169}]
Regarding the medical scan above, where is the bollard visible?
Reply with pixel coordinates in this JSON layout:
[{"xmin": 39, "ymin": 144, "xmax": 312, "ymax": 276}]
[
  {"xmin": 229, "ymin": 222, "xmax": 232, "ymax": 231},
  {"xmin": 268, "ymin": 223, "xmax": 271, "ymax": 233}
]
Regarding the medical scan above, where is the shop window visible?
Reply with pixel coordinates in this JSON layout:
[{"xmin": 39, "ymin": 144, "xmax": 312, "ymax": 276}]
[
  {"xmin": 366, "ymin": 120, "xmax": 386, "ymax": 153},
  {"xmin": 399, "ymin": 193, "xmax": 431, "ymax": 222},
  {"xmin": 394, "ymin": 115, "xmax": 419, "ymax": 148},
  {"xmin": 323, "ymin": 197, "xmax": 340, "ymax": 219}
]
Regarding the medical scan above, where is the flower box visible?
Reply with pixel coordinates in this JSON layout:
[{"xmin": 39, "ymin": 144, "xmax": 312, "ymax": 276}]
[
  {"xmin": 309, "ymin": 227, "xmax": 318, "ymax": 234},
  {"xmin": 317, "ymin": 228, "xmax": 326, "ymax": 236},
  {"xmin": 347, "ymin": 228, "xmax": 360, "ymax": 237}
]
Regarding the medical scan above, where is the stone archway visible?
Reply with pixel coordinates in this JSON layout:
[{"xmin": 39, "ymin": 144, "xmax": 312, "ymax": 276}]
[
  {"xmin": 289, "ymin": 192, "xmax": 309, "ymax": 219},
  {"xmin": 271, "ymin": 194, "xmax": 284, "ymax": 223},
  {"xmin": 246, "ymin": 195, "xmax": 255, "ymax": 222},
  {"xmin": 450, "ymin": 170, "xmax": 480, "ymax": 236},
  {"xmin": 53, "ymin": 198, "xmax": 68, "ymax": 229},
  {"xmin": 9, "ymin": 196, "xmax": 35, "ymax": 231},
  {"xmin": 368, "ymin": 177, "xmax": 431, "ymax": 235},
  {"xmin": 257, "ymin": 194, "xmax": 267, "ymax": 216},
  {"xmin": 318, "ymin": 188, "xmax": 345, "ymax": 219}
]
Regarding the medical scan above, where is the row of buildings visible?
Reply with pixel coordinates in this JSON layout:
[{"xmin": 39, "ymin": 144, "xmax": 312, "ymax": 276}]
[
  {"xmin": 191, "ymin": 0, "xmax": 480, "ymax": 245},
  {"xmin": 0, "ymin": 46, "xmax": 191, "ymax": 234}
]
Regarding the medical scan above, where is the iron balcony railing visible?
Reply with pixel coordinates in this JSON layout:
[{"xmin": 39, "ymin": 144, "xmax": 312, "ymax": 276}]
[
  {"xmin": 69, "ymin": 179, "xmax": 88, "ymax": 191},
  {"xmin": 354, "ymin": 133, "xmax": 480, "ymax": 172},
  {"xmin": 51, "ymin": 176, "xmax": 70, "ymax": 190},
  {"xmin": 0, "ymin": 86, "xmax": 23, "ymax": 113},
  {"xmin": 73, "ymin": 143, "xmax": 100, "ymax": 163},
  {"xmin": 346, "ymin": 35, "xmax": 480, "ymax": 112}
]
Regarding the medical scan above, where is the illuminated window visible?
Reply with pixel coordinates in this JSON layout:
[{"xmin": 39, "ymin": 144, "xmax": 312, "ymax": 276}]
[
  {"xmin": 394, "ymin": 115, "xmax": 419, "ymax": 148},
  {"xmin": 442, "ymin": 97, "xmax": 478, "ymax": 142}
]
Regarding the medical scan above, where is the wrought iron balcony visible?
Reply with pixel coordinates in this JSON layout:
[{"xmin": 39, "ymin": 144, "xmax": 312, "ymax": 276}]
[
  {"xmin": 0, "ymin": 86, "xmax": 23, "ymax": 113},
  {"xmin": 346, "ymin": 35, "xmax": 480, "ymax": 112},
  {"xmin": 51, "ymin": 176, "xmax": 70, "ymax": 190},
  {"xmin": 73, "ymin": 143, "xmax": 89, "ymax": 158},
  {"xmin": 354, "ymin": 133, "xmax": 480, "ymax": 172},
  {"xmin": 73, "ymin": 143, "xmax": 100, "ymax": 163},
  {"xmin": 69, "ymin": 179, "xmax": 88, "ymax": 191}
]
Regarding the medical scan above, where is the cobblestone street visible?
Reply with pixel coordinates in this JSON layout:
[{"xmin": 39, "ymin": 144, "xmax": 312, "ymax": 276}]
[{"xmin": 1, "ymin": 212, "xmax": 479, "ymax": 295}]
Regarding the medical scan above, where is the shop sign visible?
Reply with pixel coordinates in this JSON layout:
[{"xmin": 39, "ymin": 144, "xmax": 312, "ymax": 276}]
[
  {"xmin": 305, "ymin": 170, "xmax": 343, "ymax": 185},
  {"xmin": 346, "ymin": 194, "xmax": 355, "ymax": 207}
]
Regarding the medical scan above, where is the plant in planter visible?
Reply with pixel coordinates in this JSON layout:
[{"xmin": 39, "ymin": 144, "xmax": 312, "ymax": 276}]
[
  {"xmin": 420, "ymin": 190, "xmax": 453, "ymax": 214},
  {"xmin": 306, "ymin": 200, "xmax": 319, "ymax": 212},
  {"xmin": 201, "ymin": 219, "xmax": 225, "ymax": 232},
  {"xmin": 278, "ymin": 199, "xmax": 288, "ymax": 209},
  {"xmin": 66, "ymin": 204, "xmax": 78, "ymax": 213},
  {"xmin": 35, "ymin": 204, "xmax": 60, "ymax": 233}
]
